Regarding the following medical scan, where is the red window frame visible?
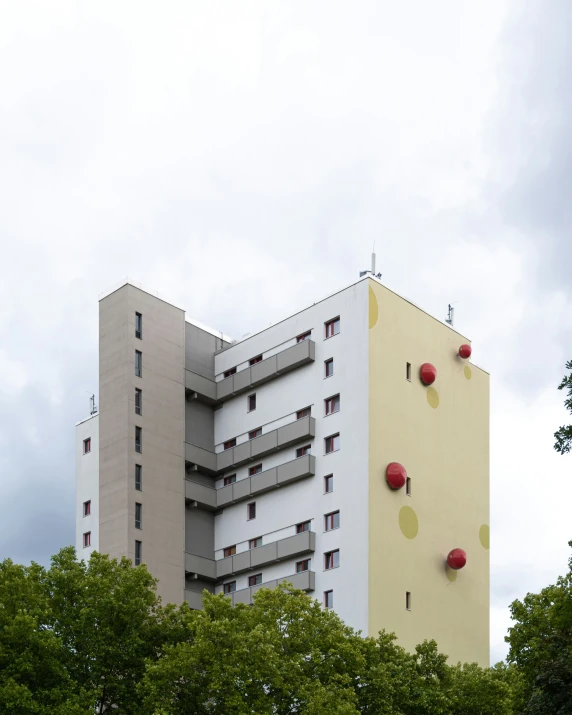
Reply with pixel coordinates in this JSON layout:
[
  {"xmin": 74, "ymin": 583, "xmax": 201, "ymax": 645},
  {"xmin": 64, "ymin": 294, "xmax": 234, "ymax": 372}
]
[
  {"xmin": 249, "ymin": 537, "xmax": 262, "ymax": 549},
  {"xmin": 325, "ymin": 358, "xmax": 334, "ymax": 377},
  {"xmin": 223, "ymin": 474, "xmax": 236, "ymax": 486},
  {"xmin": 324, "ymin": 590, "xmax": 334, "ymax": 608},
  {"xmin": 325, "ymin": 318, "xmax": 340, "ymax": 338},
  {"xmin": 248, "ymin": 394, "xmax": 256, "ymax": 412},
  {"xmin": 223, "ymin": 367, "xmax": 237, "ymax": 378},
  {"xmin": 296, "ymin": 331, "xmax": 311, "ymax": 343},
  {"xmin": 325, "ymin": 394, "xmax": 340, "ymax": 415},
  {"xmin": 223, "ymin": 438, "xmax": 236, "ymax": 451},
  {"xmin": 248, "ymin": 464, "xmax": 262, "ymax": 476},
  {"xmin": 223, "ymin": 545, "xmax": 236, "ymax": 558},
  {"xmin": 325, "ymin": 433, "xmax": 340, "ymax": 454},
  {"xmin": 296, "ymin": 521, "xmax": 311, "ymax": 534},
  {"xmin": 83, "ymin": 532, "xmax": 91, "ymax": 548},
  {"xmin": 296, "ymin": 408, "xmax": 310, "ymax": 420},
  {"xmin": 324, "ymin": 550, "xmax": 339, "ymax": 570},
  {"xmin": 247, "ymin": 502, "xmax": 256, "ymax": 520},
  {"xmin": 324, "ymin": 474, "xmax": 334, "ymax": 493},
  {"xmin": 249, "ymin": 428, "xmax": 261, "ymax": 440},
  {"xmin": 296, "ymin": 559, "xmax": 310, "ymax": 573},
  {"xmin": 296, "ymin": 445, "xmax": 311, "ymax": 458},
  {"xmin": 223, "ymin": 581, "xmax": 236, "ymax": 594},
  {"xmin": 249, "ymin": 355, "xmax": 263, "ymax": 366},
  {"xmin": 83, "ymin": 438, "xmax": 91, "ymax": 454},
  {"xmin": 325, "ymin": 511, "xmax": 340, "ymax": 531},
  {"xmin": 83, "ymin": 500, "xmax": 91, "ymax": 517},
  {"xmin": 248, "ymin": 574, "xmax": 262, "ymax": 587}
]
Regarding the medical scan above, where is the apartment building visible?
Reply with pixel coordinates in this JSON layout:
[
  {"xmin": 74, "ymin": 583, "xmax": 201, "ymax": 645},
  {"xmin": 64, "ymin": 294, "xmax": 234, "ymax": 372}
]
[{"xmin": 76, "ymin": 276, "xmax": 490, "ymax": 665}]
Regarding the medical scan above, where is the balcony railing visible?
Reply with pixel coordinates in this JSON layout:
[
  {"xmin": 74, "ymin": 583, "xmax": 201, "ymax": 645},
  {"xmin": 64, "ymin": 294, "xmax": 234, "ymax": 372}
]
[
  {"xmin": 229, "ymin": 570, "xmax": 315, "ymax": 606},
  {"xmin": 216, "ymin": 531, "xmax": 315, "ymax": 578}
]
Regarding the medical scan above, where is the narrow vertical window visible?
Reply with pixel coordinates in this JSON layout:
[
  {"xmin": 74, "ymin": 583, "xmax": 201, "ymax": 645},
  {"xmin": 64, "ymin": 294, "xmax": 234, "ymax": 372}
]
[
  {"xmin": 296, "ymin": 407, "xmax": 310, "ymax": 420},
  {"xmin": 324, "ymin": 550, "xmax": 339, "ymax": 570},
  {"xmin": 247, "ymin": 502, "xmax": 256, "ymax": 520},
  {"xmin": 248, "ymin": 394, "xmax": 256, "ymax": 412},
  {"xmin": 223, "ymin": 474, "xmax": 236, "ymax": 486},
  {"xmin": 406, "ymin": 362, "xmax": 411, "ymax": 381},
  {"xmin": 135, "ymin": 427, "xmax": 142, "ymax": 453},
  {"xmin": 135, "ymin": 312, "xmax": 142, "ymax": 339},
  {"xmin": 83, "ymin": 438, "xmax": 91, "ymax": 454},
  {"xmin": 325, "ymin": 358, "xmax": 334, "ymax": 377},
  {"xmin": 406, "ymin": 477, "xmax": 411, "ymax": 496},
  {"xmin": 135, "ymin": 502, "xmax": 142, "ymax": 529},
  {"xmin": 296, "ymin": 445, "xmax": 311, "ymax": 458},
  {"xmin": 249, "ymin": 537, "xmax": 262, "ymax": 549},
  {"xmin": 324, "ymin": 474, "xmax": 334, "ymax": 493},
  {"xmin": 223, "ymin": 581, "xmax": 236, "ymax": 594},
  {"xmin": 324, "ymin": 590, "xmax": 334, "ymax": 608},
  {"xmin": 83, "ymin": 532, "xmax": 91, "ymax": 548},
  {"xmin": 296, "ymin": 521, "xmax": 311, "ymax": 533},
  {"xmin": 135, "ymin": 350, "xmax": 142, "ymax": 377},
  {"xmin": 296, "ymin": 559, "xmax": 310, "ymax": 572},
  {"xmin": 325, "ymin": 394, "xmax": 340, "ymax": 415},
  {"xmin": 135, "ymin": 540, "xmax": 142, "ymax": 566},
  {"xmin": 325, "ymin": 318, "xmax": 340, "ymax": 338},
  {"xmin": 135, "ymin": 388, "xmax": 142, "ymax": 415},
  {"xmin": 248, "ymin": 574, "xmax": 262, "ymax": 586},
  {"xmin": 406, "ymin": 591, "xmax": 411, "ymax": 610},
  {"xmin": 324, "ymin": 511, "xmax": 340, "ymax": 531},
  {"xmin": 83, "ymin": 500, "xmax": 91, "ymax": 517},
  {"xmin": 135, "ymin": 464, "xmax": 142, "ymax": 491},
  {"xmin": 325, "ymin": 433, "xmax": 340, "ymax": 454}
]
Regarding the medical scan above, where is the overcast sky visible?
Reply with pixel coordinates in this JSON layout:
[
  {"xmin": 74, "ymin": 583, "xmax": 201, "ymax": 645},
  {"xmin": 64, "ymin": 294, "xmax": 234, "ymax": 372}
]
[{"xmin": 1, "ymin": 0, "xmax": 571, "ymax": 664}]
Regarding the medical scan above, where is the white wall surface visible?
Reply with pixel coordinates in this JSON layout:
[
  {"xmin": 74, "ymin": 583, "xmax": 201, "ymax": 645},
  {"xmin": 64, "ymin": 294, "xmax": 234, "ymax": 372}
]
[{"xmin": 75, "ymin": 413, "xmax": 99, "ymax": 558}]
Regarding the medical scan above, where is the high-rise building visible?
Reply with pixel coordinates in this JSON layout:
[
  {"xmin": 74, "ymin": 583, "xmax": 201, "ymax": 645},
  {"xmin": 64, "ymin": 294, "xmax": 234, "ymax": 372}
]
[{"xmin": 76, "ymin": 275, "xmax": 489, "ymax": 665}]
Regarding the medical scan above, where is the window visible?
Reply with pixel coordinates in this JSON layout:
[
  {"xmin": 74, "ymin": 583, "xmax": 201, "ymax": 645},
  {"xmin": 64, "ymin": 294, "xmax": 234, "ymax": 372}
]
[
  {"xmin": 325, "ymin": 318, "xmax": 340, "ymax": 338},
  {"xmin": 324, "ymin": 590, "xmax": 334, "ymax": 608},
  {"xmin": 223, "ymin": 545, "xmax": 236, "ymax": 558},
  {"xmin": 296, "ymin": 521, "xmax": 311, "ymax": 534},
  {"xmin": 135, "ymin": 312, "xmax": 142, "ymax": 339},
  {"xmin": 296, "ymin": 559, "xmax": 310, "ymax": 573},
  {"xmin": 325, "ymin": 394, "xmax": 340, "ymax": 415},
  {"xmin": 248, "ymin": 574, "xmax": 262, "ymax": 587},
  {"xmin": 249, "ymin": 464, "xmax": 262, "ymax": 476},
  {"xmin": 223, "ymin": 438, "xmax": 236, "ymax": 451},
  {"xmin": 325, "ymin": 358, "xmax": 334, "ymax": 378},
  {"xmin": 296, "ymin": 445, "xmax": 311, "ymax": 458},
  {"xmin": 135, "ymin": 540, "xmax": 142, "ymax": 566},
  {"xmin": 406, "ymin": 591, "xmax": 411, "ymax": 610},
  {"xmin": 135, "ymin": 388, "xmax": 142, "ymax": 415},
  {"xmin": 248, "ymin": 394, "xmax": 256, "ymax": 412},
  {"xmin": 247, "ymin": 502, "xmax": 256, "ymax": 520},
  {"xmin": 223, "ymin": 474, "xmax": 236, "ymax": 487},
  {"xmin": 249, "ymin": 428, "xmax": 262, "ymax": 440},
  {"xmin": 325, "ymin": 433, "xmax": 340, "ymax": 454},
  {"xmin": 249, "ymin": 355, "xmax": 263, "ymax": 366},
  {"xmin": 135, "ymin": 427, "xmax": 142, "ymax": 453},
  {"xmin": 83, "ymin": 438, "xmax": 91, "ymax": 454},
  {"xmin": 325, "ymin": 511, "xmax": 340, "ymax": 531},
  {"xmin": 249, "ymin": 537, "xmax": 262, "ymax": 549},
  {"xmin": 135, "ymin": 503, "xmax": 142, "ymax": 529},
  {"xmin": 324, "ymin": 474, "xmax": 334, "ymax": 493},
  {"xmin": 223, "ymin": 367, "xmax": 236, "ymax": 378},
  {"xmin": 135, "ymin": 464, "xmax": 142, "ymax": 491},
  {"xmin": 406, "ymin": 362, "xmax": 411, "ymax": 381},
  {"xmin": 324, "ymin": 550, "xmax": 339, "ymax": 570},
  {"xmin": 135, "ymin": 350, "xmax": 142, "ymax": 377},
  {"xmin": 83, "ymin": 500, "xmax": 91, "ymax": 517},
  {"xmin": 296, "ymin": 407, "xmax": 310, "ymax": 420},
  {"xmin": 297, "ymin": 331, "xmax": 311, "ymax": 343},
  {"xmin": 406, "ymin": 477, "xmax": 411, "ymax": 496},
  {"xmin": 223, "ymin": 581, "xmax": 236, "ymax": 594},
  {"xmin": 83, "ymin": 532, "xmax": 91, "ymax": 548}
]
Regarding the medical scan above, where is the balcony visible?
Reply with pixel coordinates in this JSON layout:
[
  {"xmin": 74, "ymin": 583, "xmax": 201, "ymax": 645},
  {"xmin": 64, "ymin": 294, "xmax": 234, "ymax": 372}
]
[
  {"xmin": 229, "ymin": 570, "xmax": 315, "ymax": 606},
  {"xmin": 185, "ymin": 371, "xmax": 217, "ymax": 404},
  {"xmin": 185, "ymin": 443, "xmax": 217, "ymax": 476},
  {"xmin": 185, "ymin": 479, "xmax": 218, "ymax": 510},
  {"xmin": 185, "ymin": 552, "xmax": 216, "ymax": 582},
  {"xmin": 216, "ymin": 531, "xmax": 315, "ymax": 578}
]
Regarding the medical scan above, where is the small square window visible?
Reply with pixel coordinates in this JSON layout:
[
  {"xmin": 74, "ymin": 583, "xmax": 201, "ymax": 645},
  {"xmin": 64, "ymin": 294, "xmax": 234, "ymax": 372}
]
[
  {"xmin": 223, "ymin": 474, "xmax": 236, "ymax": 486},
  {"xmin": 325, "ymin": 433, "xmax": 340, "ymax": 454},
  {"xmin": 223, "ymin": 581, "xmax": 236, "ymax": 594},
  {"xmin": 135, "ymin": 388, "xmax": 142, "ymax": 415},
  {"xmin": 83, "ymin": 531, "xmax": 91, "ymax": 548},
  {"xmin": 135, "ymin": 540, "xmax": 142, "ymax": 566},
  {"xmin": 249, "ymin": 464, "xmax": 262, "ymax": 476},
  {"xmin": 296, "ymin": 521, "xmax": 311, "ymax": 534},
  {"xmin": 325, "ymin": 318, "xmax": 340, "ymax": 339},
  {"xmin": 324, "ymin": 549, "xmax": 339, "ymax": 570},
  {"xmin": 406, "ymin": 591, "xmax": 412, "ymax": 610},
  {"xmin": 135, "ymin": 312, "xmax": 142, "ymax": 340},
  {"xmin": 324, "ymin": 474, "xmax": 334, "ymax": 493},
  {"xmin": 406, "ymin": 477, "xmax": 411, "ymax": 496},
  {"xmin": 248, "ymin": 394, "xmax": 256, "ymax": 412},
  {"xmin": 247, "ymin": 502, "xmax": 256, "ymax": 520},
  {"xmin": 83, "ymin": 500, "xmax": 91, "ymax": 517},
  {"xmin": 249, "ymin": 574, "xmax": 262, "ymax": 587},
  {"xmin": 223, "ymin": 438, "xmax": 236, "ymax": 451},
  {"xmin": 296, "ymin": 559, "xmax": 310, "ymax": 573},
  {"xmin": 296, "ymin": 445, "xmax": 311, "ymax": 458},
  {"xmin": 325, "ymin": 394, "xmax": 340, "ymax": 415},
  {"xmin": 249, "ymin": 537, "xmax": 262, "ymax": 549},
  {"xmin": 249, "ymin": 355, "xmax": 263, "ymax": 366},
  {"xmin": 224, "ymin": 367, "xmax": 237, "ymax": 378},
  {"xmin": 135, "ymin": 502, "xmax": 142, "ymax": 529},
  {"xmin": 325, "ymin": 358, "xmax": 334, "ymax": 378},
  {"xmin": 406, "ymin": 362, "xmax": 412, "ymax": 381},
  {"xmin": 325, "ymin": 511, "xmax": 340, "ymax": 531},
  {"xmin": 223, "ymin": 545, "xmax": 236, "ymax": 558},
  {"xmin": 135, "ymin": 426, "xmax": 142, "ymax": 453},
  {"xmin": 297, "ymin": 331, "xmax": 311, "ymax": 343},
  {"xmin": 135, "ymin": 464, "xmax": 142, "ymax": 491},
  {"xmin": 135, "ymin": 350, "xmax": 142, "ymax": 377},
  {"xmin": 83, "ymin": 438, "xmax": 91, "ymax": 454},
  {"xmin": 324, "ymin": 590, "xmax": 334, "ymax": 608},
  {"xmin": 296, "ymin": 407, "xmax": 311, "ymax": 420},
  {"xmin": 249, "ymin": 428, "xmax": 262, "ymax": 440}
]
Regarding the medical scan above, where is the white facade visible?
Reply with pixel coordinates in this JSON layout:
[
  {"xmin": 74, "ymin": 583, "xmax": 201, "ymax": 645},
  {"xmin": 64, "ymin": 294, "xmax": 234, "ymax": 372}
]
[
  {"xmin": 75, "ymin": 413, "xmax": 99, "ymax": 558},
  {"xmin": 212, "ymin": 280, "xmax": 370, "ymax": 632}
]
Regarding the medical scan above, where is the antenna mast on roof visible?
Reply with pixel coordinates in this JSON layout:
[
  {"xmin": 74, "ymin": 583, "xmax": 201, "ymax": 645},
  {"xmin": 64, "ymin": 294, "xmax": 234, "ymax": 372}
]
[
  {"xmin": 89, "ymin": 394, "xmax": 97, "ymax": 415},
  {"xmin": 445, "ymin": 304, "xmax": 455, "ymax": 327},
  {"xmin": 360, "ymin": 242, "xmax": 382, "ymax": 279}
]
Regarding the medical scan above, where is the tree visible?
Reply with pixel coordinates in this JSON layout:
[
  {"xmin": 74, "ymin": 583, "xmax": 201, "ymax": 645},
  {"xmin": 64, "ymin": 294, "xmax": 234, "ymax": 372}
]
[
  {"xmin": 506, "ymin": 541, "xmax": 572, "ymax": 714},
  {"xmin": 554, "ymin": 359, "xmax": 572, "ymax": 454}
]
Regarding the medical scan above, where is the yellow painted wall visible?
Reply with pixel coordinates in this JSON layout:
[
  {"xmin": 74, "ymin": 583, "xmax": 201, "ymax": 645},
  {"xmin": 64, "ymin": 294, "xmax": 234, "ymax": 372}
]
[{"xmin": 368, "ymin": 280, "xmax": 489, "ymax": 666}]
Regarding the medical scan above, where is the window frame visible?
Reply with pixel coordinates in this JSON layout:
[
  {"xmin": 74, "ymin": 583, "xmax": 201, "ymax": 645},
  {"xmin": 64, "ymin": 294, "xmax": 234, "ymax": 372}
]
[
  {"xmin": 223, "ymin": 581, "xmax": 236, "ymax": 594},
  {"xmin": 324, "ymin": 474, "xmax": 334, "ymax": 493},
  {"xmin": 135, "ymin": 540, "xmax": 142, "ymax": 566},
  {"xmin": 296, "ymin": 331, "xmax": 311, "ymax": 343},
  {"xmin": 83, "ymin": 437, "xmax": 91, "ymax": 454},
  {"xmin": 83, "ymin": 500, "xmax": 91, "ymax": 517},
  {"xmin": 325, "ymin": 433, "xmax": 340, "ymax": 454},
  {"xmin": 296, "ymin": 520, "xmax": 311, "ymax": 534},
  {"xmin": 223, "ymin": 474, "xmax": 237, "ymax": 487},
  {"xmin": 135, "ymin": 387, "xmax": 142, "ymax": 415},
  {"xmin": 324, "ymin": 358, "xmax": 334, "ymax": 378},
  {"xmin": 324, "ymin": 549, "xmax": 340, "ymax": 570},
  {"xmin": 135, "ymin": 426, "xmax": 142, "ymax": 454},
  {"xmin": 324, "ymin": 590, "xmax": 334, "ymax": 608},
  {"xmin": 296, "ymin": 445, "xmax": 311, "ymax": 458},
  {"xmin": 248, "ymin": 574, "xmax": 262, "ymax": 587},
  {"xmin": 135, "ymin": 464, "xmax": 142, "ymax": 491},
  {"xmin": 249, "ymin": 537, "xmax": 262, "ymax": 549},
  {"xmin": 249, "ymin": 355, "xmax": 263, "ymax": 366},
  {"xmin": 406, "ymin": 362, "xmax": 412, "ymax": 381},
  {"xmin": 406, "ymin": 591, "xmax": 412, "ymax": 610},
  {"xmin": 247, "ymin": 393, "xmax": 256, "ymax": 412},
  {"xmin": 135, "ymin": 502, "xmax": 142, "ymax": 530},
  {"xmin": 325, "ymin": 317, "xmax": 340, "ymax": 339},
  {"xmin": 223, "ymin": 545, "xmax": 237, "ymax": 558},
  {"xmin": 296, "ymin": 559, "xmax": 310, "ymax": 573},
  {"xmin": 83, "ymin": 531, "xmax": 91, "ymax": 548},
  {"xmin": 249, "ymin": 427, "xmax": 262, "ymax": 440},
  {"xmin": 247, "ymin": 502, "xmax": 256, "ymax": 520},
  {"xmin": 248, "ymin": 464, "xmax": 262, "ymax": 476},
  {"xmin": 135, "ymin": 312, "xmax": 142, "ymax": 340},
  {"xmin": 324, "ymin": 511, "xmax": 340, "ymax": 531},
  {"xmin": 296, "ymin": 407, "xmax": 311, "ymax": 420},
  {"xmin": 406, "ymin": 477, "xmax": 411, "ymax": 496},
  {"xmin": 223, "ymin": 438, "xmax": 236, "ymax": 451},
  {"xmin": 135, "ymin": 350, "xmax": 142, "ymax": 377},
  {"xmin": 324, "ymin": 394, "xmax": 340, "ymax": 416},
  {"xmin": 223, "ymin": 367, "xmax": 237, "ymax": 378}
]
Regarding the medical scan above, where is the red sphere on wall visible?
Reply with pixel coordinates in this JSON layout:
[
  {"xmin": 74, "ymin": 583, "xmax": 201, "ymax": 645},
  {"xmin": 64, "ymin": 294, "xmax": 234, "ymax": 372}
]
[
  {"xmin": 419, "ymin": 363, "xmax": 437, "ymax": 385},
  {"xmin": 459, "ymin": 344, "xmax": 472, "ymax": 359},
  {"xmin": 386, "ymin": 462, "xmax": 407, "ymax": 490},
  {"xmin": 447, "ymin": 548, "xmax": 467, "ymax": 570}
]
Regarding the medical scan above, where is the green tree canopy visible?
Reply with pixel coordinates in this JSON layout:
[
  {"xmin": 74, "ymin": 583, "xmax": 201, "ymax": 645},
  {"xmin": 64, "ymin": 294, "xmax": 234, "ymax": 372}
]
[{"xmin": 554, "ymin": 359, "xmax": 572, "ymax": 454}]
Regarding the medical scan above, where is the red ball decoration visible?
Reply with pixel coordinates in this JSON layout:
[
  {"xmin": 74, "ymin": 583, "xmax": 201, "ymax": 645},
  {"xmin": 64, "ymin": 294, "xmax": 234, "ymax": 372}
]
[
  {"xmin": 386, "ymin": 462, "xmax": 407, "ymax": 490},
  {"xmin": 447, "ymin": 548, "xmax": 467, "ymax": 570},
  {"xmin": 459, "ymin": 344, "xmax": 472, "ymax": 359},
  {"xmin": 419, "ymin": 363, "xmax": 437, "ymax": 385}
]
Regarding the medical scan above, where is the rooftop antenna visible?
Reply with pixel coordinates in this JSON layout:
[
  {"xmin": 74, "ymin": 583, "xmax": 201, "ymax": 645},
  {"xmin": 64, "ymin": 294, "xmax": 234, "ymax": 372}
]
[
  {"xmin": 360, "ymin": 241, "xmax": 382, "ymax": 279},
  {"xmin": 89, "ymin": 393, "xmax": 97, "ymax": 415},
  {"xmin": 445, "ymin": 303, "xmax": 456, "ymax": 327}
]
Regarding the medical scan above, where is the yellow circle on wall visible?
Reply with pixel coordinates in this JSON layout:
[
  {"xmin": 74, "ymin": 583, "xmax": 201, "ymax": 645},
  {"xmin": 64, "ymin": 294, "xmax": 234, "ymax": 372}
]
[
  {"xmin": 398, "ymin": 506, "xmax": 419, "ymax": 539},
  {"xmin": 479, "ymin": 524, "xmax": 490, "ymax": 550},
  {"xmin": 464, "ymin": 365, "xmax": 472, "ymax": 380},
  {"xmin": 369, "ymin": 286, "xmax": 378, "ymax": 329},
  {"xmin": 427, "ymin": 387, "xmax": 439, "ymax": 409},
  {"xmin": 446, "ymin": 567, "xmax": 457, "ymax": 583}
]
